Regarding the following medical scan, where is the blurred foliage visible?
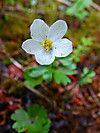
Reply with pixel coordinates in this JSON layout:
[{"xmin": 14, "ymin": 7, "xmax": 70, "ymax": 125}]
[
  {"xmin": 5, "ymin": 0, "xmax": 15, "ymax": 6},
  {"xmin": 11, "ymin": 104, "xmax": 51, "ymax": 133},
  {"xmin": 2, "ymin": 58, "xmax": 12, "ymax": 65},
  {"xmin": 66, "ymin": 0, "xmax": 92, "ymax": 19}
]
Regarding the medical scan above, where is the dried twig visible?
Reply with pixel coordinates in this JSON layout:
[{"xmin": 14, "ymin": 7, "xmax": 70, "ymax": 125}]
[
  {"xmin": 57, "ymin": 0, "xmax": 72, "ymax": 6},
  {"xmin": 90, "ymin": 2, "xmax": 100, "ymax": 11},
  {"xmin": 22, "ymin": 83, "xmax": 52, "ymax": 104}
]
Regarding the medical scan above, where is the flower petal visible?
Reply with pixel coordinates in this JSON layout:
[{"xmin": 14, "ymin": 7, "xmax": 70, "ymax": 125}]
[
  {"xmin": 35, "ymin": 49, "xmax": 55, "ymax": 65},
  {"xmin": 48, "ymin": 20, "xmax": 67, "ymax": 42},
  {"xmin": 52, "ymin": 38, "xmax": 73, "ymax": 57},
  {"xmin": 22, "ymin": 39, "xmax": 41, "ymax": 54},
  {"xmin": 30, "ymin": 19, "xmax": 49, "ymax": 42}
]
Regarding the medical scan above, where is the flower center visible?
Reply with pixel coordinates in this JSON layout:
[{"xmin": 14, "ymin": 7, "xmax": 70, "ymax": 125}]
[{"xmin": 40, "ymin": 37, "xmax": 53, "ymax": 52}]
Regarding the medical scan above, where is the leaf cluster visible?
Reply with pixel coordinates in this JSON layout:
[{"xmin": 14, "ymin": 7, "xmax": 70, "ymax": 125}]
[
  {"xmin": 11, "ymin": 104, "xmax": 51, "ymax": 133},
  {"xmin": 24, "ymin": 56, "xmax": 77, "ymax": 87},
  {"xmin": 66, "ymin": 0, "xmax": 92, "ymax": 19}
]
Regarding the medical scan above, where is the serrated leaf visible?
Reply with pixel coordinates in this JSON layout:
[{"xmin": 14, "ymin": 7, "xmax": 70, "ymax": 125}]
[
  {"xmin": 54, "ymin": 71, "xmax": 70, "ymax": 85},
  {"xmin": 11, "ymin": 109, "xmax": 30, "ymax": 124},
  {"xmin": 11, "ymin": 104, "xmax": 51, "ymax": 133}
]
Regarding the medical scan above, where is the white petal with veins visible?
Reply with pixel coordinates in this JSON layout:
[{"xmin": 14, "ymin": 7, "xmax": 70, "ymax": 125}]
[
  {"xmin": 22, "ymin": 39, "xmax": 42, "ymax": 54},
  {"xmin": 48, "ymin": 20, "xmax": 67, "ymax": 42},
  {"xmin": 30, "ymin": 19, "xmax": 49, "ymax": 42},
  {"xmin": 35, "ymin": 49, "xmax": 55, "ymax": 65},
  {"xmin": 52, "ymin": 38, "xmax": 72, "ymax": 57}
]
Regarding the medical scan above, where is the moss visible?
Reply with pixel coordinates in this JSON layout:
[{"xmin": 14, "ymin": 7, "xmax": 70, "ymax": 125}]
[
  {"xmin": 66, "ymin": 11, "xmax": 100, "ymax": 46},
  {"xmin": 36, "ymin": 0, "xmax": 59, "ymax": 25},
  {"xmin": 2, "ymin": 78, "xmax": 24, "ymax": 95}
]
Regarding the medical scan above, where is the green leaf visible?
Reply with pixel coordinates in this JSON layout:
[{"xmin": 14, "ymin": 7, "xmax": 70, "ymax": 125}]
[
  {"xmin": 54, "ymin": 71, "xmax": 71, "ymax": 85},
  {"xmin": 11, "ymin": 109, "xmax": 30, "ymax": 123},
  {"xmin": 24, "ymin": 78, "xmax": 43, "ymax": 88},
  {"xmin": 58, "ymin": 56, "xmax": 73, "ymax": 66},
  {"xmin": 11, "ymin": 104, "xmax": 51, "ymax": 133},
  {"xmin": 27, "ymin": 104, "xmax": 48, "ymax": 120},
  {"xmin": 12, "ymin": 122, "xmax": 27, "ymax": 132},
  {"xmin": 24, "ymin": 56, "xmax": 77, "ymax": 86},
  {"xmin": 24, "ymin": 69, "xmax": 33, "ymax": 80},
  {"xmin": 11, "ymin": 109, "xmax": 30, "ymax": 132},
  {"xmin": 28, "ymin": 124, "xmax": 40, "ymax": 133},
  {"xmin": 29, "ymin": 66, "xmax": 47, "ymax": 78},
  {"xmin": 64, "ymin": 70, "xmax": 77, "ymax": 75},
  {"xmin": 43, "ymin": 72, "xmax": 52, "ymax": 82}
]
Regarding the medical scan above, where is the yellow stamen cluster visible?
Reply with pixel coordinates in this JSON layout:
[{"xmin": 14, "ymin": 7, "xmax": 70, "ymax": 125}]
[{"xmin": 40, "ymin": 37, "xmax": 53, "ymax": 52}]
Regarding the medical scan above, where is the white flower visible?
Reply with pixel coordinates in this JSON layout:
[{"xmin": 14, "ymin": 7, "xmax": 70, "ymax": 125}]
[{"xmin": 22, "ymin": 19, "xmax": 73, "ymax": 65}]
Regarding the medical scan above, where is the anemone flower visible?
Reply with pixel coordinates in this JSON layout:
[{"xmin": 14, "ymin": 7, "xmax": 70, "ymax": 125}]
[{"xmin": 22, "ymin": 19, "xmax": 72, "ymax": 65}]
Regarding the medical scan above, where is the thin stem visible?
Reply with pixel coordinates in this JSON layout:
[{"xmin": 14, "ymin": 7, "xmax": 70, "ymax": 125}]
[
  {"xmin": 22, "ymin": 83, "xmax": 52, "ymax": 104},
  {"xmin": 61, "ymin": 68, "xmax": 94, "ymax": 109}
]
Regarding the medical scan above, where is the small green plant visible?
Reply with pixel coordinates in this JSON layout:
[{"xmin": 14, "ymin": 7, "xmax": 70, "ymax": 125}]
[
  {"xmin": 11, "ymin": 104, "xmax": 51, "ymax": 133},
  {"xmin": 24, "ymin": 56, "xmax": 77, "ymax": 87},
  {"xmin": 66, "ymin": 0, "xmax": 92, "ymax": 19},
  {"xmin": 80, "ymin": 67, "xmax": 95, "ymax": 85},
  {"xmin": 72, "ymin": 37, "xmax": 93, "ymax": 62}
]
